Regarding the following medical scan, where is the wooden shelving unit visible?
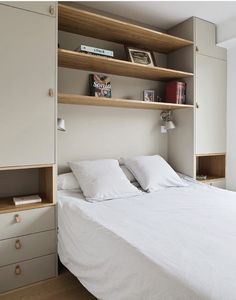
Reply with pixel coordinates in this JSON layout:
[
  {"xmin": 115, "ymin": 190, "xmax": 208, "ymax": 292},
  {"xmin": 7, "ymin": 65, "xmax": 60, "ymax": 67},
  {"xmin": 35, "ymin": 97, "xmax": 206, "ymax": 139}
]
[
  {"xmin": 58, "ymin": 94, "xmax": 194, "ymax": 110},
  {"xmin": 58, "ymin": 49, "xmax": 193, "ymax": 81},
  {"xmin": 196, "ymin": 154, "xmax": 226, "ymax": 183},
  {"xmin": 58, "ymin": 4, "xmax": 193, "ymax": 53},
  {"xmin": 0, "ymin": 164, "xmax": 55, "ymax": 213}
]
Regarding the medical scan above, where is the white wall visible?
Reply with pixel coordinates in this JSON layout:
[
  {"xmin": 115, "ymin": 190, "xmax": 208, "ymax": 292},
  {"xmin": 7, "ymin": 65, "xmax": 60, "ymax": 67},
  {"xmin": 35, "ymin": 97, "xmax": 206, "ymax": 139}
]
[
  {"xmin": 225, "ymin": 46, "xmax": 236, "ymax": 190},
  {"xmin": 217, "ymin": 18, "xmax": 236, "ymax": 190}
]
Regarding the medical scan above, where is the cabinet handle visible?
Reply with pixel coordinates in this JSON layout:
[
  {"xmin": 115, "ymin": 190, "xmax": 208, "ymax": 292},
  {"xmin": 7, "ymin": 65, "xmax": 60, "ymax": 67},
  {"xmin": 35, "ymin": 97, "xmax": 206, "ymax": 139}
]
[
  {"xmin": 15, "ymin": 239, "xmax": 22, "ymax": 250},
  {"xmin": 48, "ymin": 88, "xmax": 54, "ymax": 97},
  {"xmin": 196, "ymin": 46, "xmax": 199, "ymax": 52},
  {"xmin": 49, "ymin": 5, "xmax": 55, "ymax": 15},
  {"xmin": 15, "ymin": 214, "xmax": 22, "ymax": 223},
  {"xmin": 15, "ymin": 265, "xmax": 22, "ymax": 275},
  {"xmin": 196, "ymin": 102, "xmax": 199, "ymax": 109}
]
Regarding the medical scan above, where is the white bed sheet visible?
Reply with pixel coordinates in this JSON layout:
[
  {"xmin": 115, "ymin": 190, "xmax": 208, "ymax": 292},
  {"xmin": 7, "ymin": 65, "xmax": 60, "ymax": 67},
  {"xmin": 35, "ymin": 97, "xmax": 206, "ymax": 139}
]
[{"xmin": 58, "ymin": 178, "xmax": 236, "ymax": 300}]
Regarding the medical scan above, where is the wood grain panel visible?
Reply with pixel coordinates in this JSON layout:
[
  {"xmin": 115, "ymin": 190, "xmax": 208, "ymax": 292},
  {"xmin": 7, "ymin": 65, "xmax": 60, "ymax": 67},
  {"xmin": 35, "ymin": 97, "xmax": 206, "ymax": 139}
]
[
  {"xmin": 58, "ymin": 49, "xmax": 193, "ymax": 81},
  {"xmin": 58, "ymin": 4, "xmax": 193, "ymax": 53},
  {"xmin": 197, "ymin": 154, "xmax": 225, "ymax": 178},
  {"xmin": 58, "ymin": 94, "xmax": 194, "ymax": 110}
]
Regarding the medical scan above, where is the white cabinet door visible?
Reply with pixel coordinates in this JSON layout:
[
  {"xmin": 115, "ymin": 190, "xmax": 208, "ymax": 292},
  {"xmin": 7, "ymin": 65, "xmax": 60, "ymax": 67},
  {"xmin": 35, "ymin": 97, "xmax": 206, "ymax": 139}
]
[
  {"xmin": 195, "ymin": 54, "xmax": 226, "ymax": 155},
  {"xmin": 195, "ymin": 18, "xmax": 226, "ymax": 60},
  {"xmin": 0, "ymin": 5, "xmax": 56, "ymax": 167},
  {"xmin": 0, "ymin": 2, "xmax": 56, "ymax": 17}
]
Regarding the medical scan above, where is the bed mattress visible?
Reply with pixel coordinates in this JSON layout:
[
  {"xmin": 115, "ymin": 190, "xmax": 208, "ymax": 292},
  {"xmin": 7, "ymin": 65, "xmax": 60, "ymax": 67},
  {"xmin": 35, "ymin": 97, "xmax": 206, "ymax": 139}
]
[{"xmin": 58, "ymin": 178, "xmax": 236, "ymax": 300}]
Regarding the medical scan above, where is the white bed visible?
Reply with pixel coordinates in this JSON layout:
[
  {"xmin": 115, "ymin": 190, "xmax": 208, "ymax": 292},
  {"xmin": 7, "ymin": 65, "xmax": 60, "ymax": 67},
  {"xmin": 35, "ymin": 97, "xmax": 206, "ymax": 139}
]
[{"xmin": 58, "ymin": 177, "xmax": 236, "ymax": 300}]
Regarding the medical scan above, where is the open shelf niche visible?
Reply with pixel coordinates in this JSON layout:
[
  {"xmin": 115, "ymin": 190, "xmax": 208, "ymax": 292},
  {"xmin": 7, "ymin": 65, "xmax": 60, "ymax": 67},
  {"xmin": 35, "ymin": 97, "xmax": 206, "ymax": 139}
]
[
  {"xmin": 58, "ymin": 4, "xmax": 194, "ymax": 110},
  {"xmin": 58, "ymin": 4, "xmax": 193, "ymax": 53},
  {"xmin": 196, "ymin": 154, "xmax": 226, "ymax": 183},
  {"xmin": 0, "ymin": 164, "xmax": 55, "ymax": 213}
]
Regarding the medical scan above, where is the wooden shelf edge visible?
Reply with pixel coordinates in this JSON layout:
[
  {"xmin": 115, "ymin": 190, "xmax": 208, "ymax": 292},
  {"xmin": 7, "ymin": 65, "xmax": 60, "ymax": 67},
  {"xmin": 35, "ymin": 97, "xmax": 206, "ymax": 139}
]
[
  {"xmin": 58, "ymin": 49, "xmax": 194, "ymax": 81},
  {"xmin": 58, "ymin": 94, "xmax": 194, "ymax": 110},
  {"xmin": 197, "ymin": 176, "xmax": 225, "ymax": 183},
  {"xmin": 0, "ymin": 199, "xmax": 55, "ymax": 214},
  {"xmin": 58, "ymin": 4, "xmax": 193, "ymax": 53},
  {"xmin": 0, "ymin": 164, "xmax": 55, "ymax": 171}
]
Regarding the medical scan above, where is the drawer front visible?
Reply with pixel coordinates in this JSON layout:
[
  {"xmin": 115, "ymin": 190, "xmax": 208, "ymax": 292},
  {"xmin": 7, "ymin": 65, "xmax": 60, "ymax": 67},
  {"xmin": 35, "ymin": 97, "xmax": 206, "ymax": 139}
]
[
  {"xmin": 0, "ymin": 206, "xmax": 55, "ymax": 240},
  {"xmin": 0, "ymin": 254, "xmax": 56, "ymax": 293},
  {"xmin": 0, "ymin": 230, "xmax": 56, "ymax": 267}
]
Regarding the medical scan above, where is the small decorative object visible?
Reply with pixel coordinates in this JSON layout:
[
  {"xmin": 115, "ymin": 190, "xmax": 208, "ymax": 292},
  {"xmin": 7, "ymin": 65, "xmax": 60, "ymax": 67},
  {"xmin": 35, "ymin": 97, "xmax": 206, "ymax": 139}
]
[
  {"xmin": 165, "ymin": 81, "xmax": 186, "ymax": 104},
  {"xmin": 126, "ymin": 47, "xmax": 155, "ymax": 66},
  {"xmin": 89, "ymin": 74, "xmax": 112, "ymax": 98},
  {"xmin": 156, "ymin": 96, "xmax": 163, "ymax": 102},
  {"xmin": 196, "ymin": 175, "xmax": 207, "ymax": 181},
  {"xmin": 143, "ymin": 90, "xmax": 155, "ymax": 102},
  {"xmin": 75, "ymin": 45, "xmax": 114, "ymax": 58},
  {"xmin": 160, "ymin": 110, "xmax": 176, "ymax": 131}
]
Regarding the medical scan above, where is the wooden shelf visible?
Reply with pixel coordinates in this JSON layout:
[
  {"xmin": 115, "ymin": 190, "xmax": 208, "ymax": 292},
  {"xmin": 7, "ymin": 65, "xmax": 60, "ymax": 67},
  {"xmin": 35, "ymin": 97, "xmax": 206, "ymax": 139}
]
[
  {"xmin": 58, "ymin": 49, "xmax": 193, "ymax": 81},
  {"xmin": 0, "ymin": 198, "xmax": 55, "ymax": 214},
  {"xmin": 58, "ymin": 94, "xmax": 194, "ymax": 110},
  {"xmin": 58, "ymin": 4, "xmax": 193, "ymax": 53},
  {"xmin": 197, "ymin": 176, "xmax": 225, "ymax": 183}
]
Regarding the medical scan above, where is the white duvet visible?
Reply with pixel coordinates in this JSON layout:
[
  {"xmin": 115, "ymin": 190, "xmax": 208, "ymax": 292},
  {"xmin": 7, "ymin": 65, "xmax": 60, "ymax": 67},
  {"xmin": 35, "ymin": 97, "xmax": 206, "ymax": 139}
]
[{"xmin": 58, "ymin": 178, "xmax": 236, "ymax": 300}]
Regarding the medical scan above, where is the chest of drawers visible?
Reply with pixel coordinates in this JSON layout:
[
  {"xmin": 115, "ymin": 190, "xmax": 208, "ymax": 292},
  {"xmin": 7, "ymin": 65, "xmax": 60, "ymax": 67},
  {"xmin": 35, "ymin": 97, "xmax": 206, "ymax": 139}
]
[{"xmin": 0, "ymin": 205, "xmax": 57, "ymax": 294}]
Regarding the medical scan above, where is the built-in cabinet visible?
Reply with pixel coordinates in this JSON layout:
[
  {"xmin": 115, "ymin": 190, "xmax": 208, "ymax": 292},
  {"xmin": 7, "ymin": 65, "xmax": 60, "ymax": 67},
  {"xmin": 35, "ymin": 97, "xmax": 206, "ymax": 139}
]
[
  {"xmin": 0, "ymin": 2, "xmax": 57, "ymax": 293},
  {"xmin": 168, "ymin": 17, "xmax": 227, "ymax": 187},
  {"xmin": 0, "ymin": 3, "xmax": 56, "ymax": 167}
]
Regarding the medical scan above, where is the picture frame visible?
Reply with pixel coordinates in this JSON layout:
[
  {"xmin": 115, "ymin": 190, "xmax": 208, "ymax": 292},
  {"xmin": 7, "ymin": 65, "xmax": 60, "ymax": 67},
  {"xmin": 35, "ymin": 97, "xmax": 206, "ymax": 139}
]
[
  {"xmin": 125, "ymin": 46, "xmax": 156, "ymax": 67},
  {"xmin": 143, "ymin": 90, "xmax": 155, "ymax": 102}
]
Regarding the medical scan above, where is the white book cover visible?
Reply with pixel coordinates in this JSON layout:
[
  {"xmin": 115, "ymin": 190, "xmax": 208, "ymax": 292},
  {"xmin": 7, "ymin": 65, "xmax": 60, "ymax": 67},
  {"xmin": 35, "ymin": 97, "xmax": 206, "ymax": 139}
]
[{"xmin": 13, "ymin": 195, "xmax": 42, "ymax": 206}]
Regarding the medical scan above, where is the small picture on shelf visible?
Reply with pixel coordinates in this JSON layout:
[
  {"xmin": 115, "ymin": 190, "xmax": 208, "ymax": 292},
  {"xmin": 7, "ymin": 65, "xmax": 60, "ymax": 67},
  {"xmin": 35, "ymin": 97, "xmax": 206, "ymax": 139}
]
[
  {"xmin": 126, "ymin": 47, "xmax": 156, "ymax": 67},
  {"xmin": 143, "ymin": 90, "xmax": 155, "ymax": 102},
  {"xmin": 89, "ymin": 74, "xmax": 112, "ymax": 98}
]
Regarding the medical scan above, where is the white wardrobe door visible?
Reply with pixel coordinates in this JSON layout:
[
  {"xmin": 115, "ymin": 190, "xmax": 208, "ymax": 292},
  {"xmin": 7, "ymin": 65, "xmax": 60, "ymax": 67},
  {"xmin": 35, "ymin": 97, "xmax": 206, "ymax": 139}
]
[
  {"xmin": 0, "ymin": 2, "xmax": 56, "ymax": 17},
  {"xmin": 195, "ymin": 54, "xmax": 226, "ymax": 155},
  {"xmin": 0, "ymin": 5, "xmax": 56, "ymax": 167}
]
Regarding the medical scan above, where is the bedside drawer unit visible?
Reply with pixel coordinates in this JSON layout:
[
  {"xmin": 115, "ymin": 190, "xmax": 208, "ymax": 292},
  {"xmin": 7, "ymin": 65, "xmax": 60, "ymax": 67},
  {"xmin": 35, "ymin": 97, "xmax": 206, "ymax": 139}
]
[
  {"xmin": 0, "ymin": 254, "xmax": 56, "ymax": 293},
  {"xmin": 0, "ymin": 230, "xmax": 56, "ymax": 267},
  {"xmin": 0, "ymin": 206, "xmax": 55, "ymax": 240}
]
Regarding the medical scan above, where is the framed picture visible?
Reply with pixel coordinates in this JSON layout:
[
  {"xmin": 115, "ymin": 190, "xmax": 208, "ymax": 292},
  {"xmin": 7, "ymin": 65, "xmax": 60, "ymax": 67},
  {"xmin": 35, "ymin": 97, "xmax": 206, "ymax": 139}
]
[
  {"xmin": 126, "ymin": 47, "xmax": 156, "ymax": 67},
  {"xmin": 143, "ymin": 90, "xmax": 155, "ymax": 102}
]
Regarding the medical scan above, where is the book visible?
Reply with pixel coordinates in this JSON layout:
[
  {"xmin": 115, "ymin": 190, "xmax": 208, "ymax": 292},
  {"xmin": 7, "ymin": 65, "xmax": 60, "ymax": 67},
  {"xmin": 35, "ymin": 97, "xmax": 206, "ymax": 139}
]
[
  {"xmin": 13, "ymin": 195, "xmax": 42, "ymax": 206},
  {"xmin": 89, "ymin": 74, "xmax": 112, "ymax": 98},
  {"xmin": 76, "ymin": 45, "xmax": 114, "ymax": 58},
  {"xmin": 165, "ymin": 81, "xmax": 186, "ymax": 104}
]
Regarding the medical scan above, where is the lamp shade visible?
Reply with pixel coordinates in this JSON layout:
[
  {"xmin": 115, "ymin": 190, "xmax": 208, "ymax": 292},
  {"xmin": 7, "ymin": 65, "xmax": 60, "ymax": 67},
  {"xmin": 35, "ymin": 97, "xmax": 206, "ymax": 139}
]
[
  {"xmin": 57, "ymin": 118, "xmax": 66, "ymax": 131},
  {"xmin": 165, "ymin": 120, "xmax": 175, "ymax": 130}
]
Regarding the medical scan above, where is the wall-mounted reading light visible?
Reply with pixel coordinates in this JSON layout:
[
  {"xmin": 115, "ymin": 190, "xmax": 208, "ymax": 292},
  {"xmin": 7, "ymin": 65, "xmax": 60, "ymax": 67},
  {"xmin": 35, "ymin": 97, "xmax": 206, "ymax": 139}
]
[
  {"xmin": 57, "ymin": 118, "xmax": 66, "ymax": 131},
  {"xmin": 160, "ymin": 110, "xmax": 175, "ymax": 132}
]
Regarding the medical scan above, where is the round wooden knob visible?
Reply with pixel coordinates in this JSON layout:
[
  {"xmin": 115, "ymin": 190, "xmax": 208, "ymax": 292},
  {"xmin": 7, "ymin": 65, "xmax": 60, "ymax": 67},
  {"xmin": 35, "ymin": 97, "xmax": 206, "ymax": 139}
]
[
  {"xmin": 49, "ymin": 5, "xmax": 55, "ymax": 15},
  {"xmin": 48, "ymin": 88, "xmax": 54, "ymax": 97},
  {"xmin": 15, "ymin": 214, "xmax": 22, "ymax": 223},
  {"xmin": 15, "ymin": 239, "xmax": 22, "ymax": 250},
  {"xmin": 15, "ymin": 265, "xmax": 22, "ymax": 275}
]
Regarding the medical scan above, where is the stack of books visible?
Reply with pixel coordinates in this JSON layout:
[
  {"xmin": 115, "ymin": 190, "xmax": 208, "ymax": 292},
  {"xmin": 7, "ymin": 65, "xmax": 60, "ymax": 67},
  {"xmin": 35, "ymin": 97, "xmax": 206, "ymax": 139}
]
[
  {"xmin": 13, "ymin": 195, "xmax": 42, "ymax": 206},
  {"xmin": 75, "ymin": 45, "xmax": 114, "ymax": 58},
  {"xmin": 165, "ymin": 81, "xmax": 186, "ymax": 104}
]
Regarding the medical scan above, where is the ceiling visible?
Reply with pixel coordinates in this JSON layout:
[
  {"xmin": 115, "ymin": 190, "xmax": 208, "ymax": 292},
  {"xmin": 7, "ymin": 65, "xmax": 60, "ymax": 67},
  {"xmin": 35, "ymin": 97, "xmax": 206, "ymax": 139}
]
[{"xmin": 82, "ymin": 1, "xmax": 236, "ymax": 30}]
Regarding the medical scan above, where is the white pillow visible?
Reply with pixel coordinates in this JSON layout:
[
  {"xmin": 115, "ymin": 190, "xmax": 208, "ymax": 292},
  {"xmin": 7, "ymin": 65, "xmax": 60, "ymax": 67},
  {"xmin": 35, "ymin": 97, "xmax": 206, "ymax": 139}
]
[
  {"xmin": 57, "ymin": 172, "xmax": 80, "ymax": 190},
  {"xmin": 69, "ymin": 159, "xmax": 141, "ymax": 202},
  {"xmin": 120, "ymin": 165, "xmax": 136, "ymax": 182},
  {"xmin": 123, "ymin": 155, "xmax": 187, "ymax": 192}
]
